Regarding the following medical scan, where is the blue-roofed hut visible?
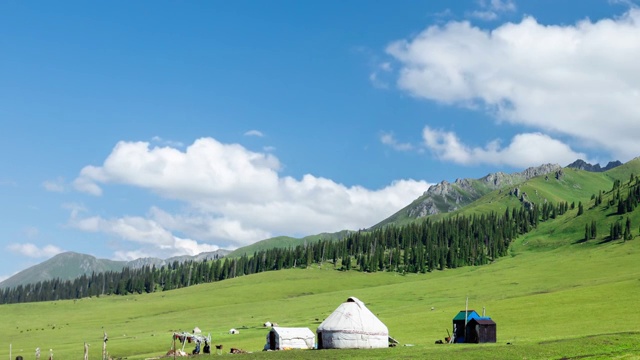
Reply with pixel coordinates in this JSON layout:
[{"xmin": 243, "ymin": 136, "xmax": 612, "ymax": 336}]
[
  {"xmin": 452, "ymin": 310, "xmax": 480, "ymax": 343},
  {"xmin": 452, "ymin": 310, "xmax": 496, "ymax": 343}
]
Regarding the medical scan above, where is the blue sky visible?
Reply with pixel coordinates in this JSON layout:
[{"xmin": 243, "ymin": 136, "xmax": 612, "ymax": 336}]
[{"xmin": 2, "ymin": 0, "xmax": 640, "ymax": 280}]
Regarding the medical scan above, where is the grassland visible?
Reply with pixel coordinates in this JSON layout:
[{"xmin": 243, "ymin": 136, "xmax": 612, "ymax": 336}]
[{"xmin": 2, "ymin": 230, "xmax": 640, "ymax": 359}]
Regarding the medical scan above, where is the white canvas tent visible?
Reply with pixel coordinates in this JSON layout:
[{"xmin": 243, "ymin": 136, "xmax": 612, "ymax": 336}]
[
  {"xmin": 316, "ymin": 297, "xmax": 389, "ymax": 349},
  {"xmin": 264, "ymin": 327, "xmax": 315, "ymax": 350}
]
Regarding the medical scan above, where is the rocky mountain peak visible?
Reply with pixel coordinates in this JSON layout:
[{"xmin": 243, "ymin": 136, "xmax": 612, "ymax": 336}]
[
  {"xmin": 566, "ymin": 159, "xmax": 622, "ymax": 172},
  {"xmin": 517, "ymin": 163, "xmax": 562, "ymax": 179},
  {"xmin": 404, "ymin": 163, "xmax": 562, "ymax": 220}
]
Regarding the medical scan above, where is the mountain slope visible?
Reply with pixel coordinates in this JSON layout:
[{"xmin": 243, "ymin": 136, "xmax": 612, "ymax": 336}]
[
  {"xmin": 227, "ymin": 230, "xmax": 352, "ymax": 257},
  {"xmin": 372, "ymin": 163, "xmax": 563, "ymax": 228},
  {"xmin": 0, "ymin": 252, "xmax": 125, "ymax": 289},
  {"xmin": 0, "ymin": 249, "xmax": 230, "ymax": 289}
]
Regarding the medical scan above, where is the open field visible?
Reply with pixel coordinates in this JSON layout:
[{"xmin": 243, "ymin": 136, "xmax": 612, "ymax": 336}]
[{"xmin": 2, "ymin": 230, "xmax": 640, "ymax": 359}]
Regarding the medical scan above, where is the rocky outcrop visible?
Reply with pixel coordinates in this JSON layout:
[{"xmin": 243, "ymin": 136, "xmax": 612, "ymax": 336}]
[
  {"xmin": 405, "ymin": 163, "xmax": 562, "ymax": 219},
  {"xmin": 518, "ymin": 164, "xmax": 562, "ymax": 179},
  {"xmin": 567, "ymin": 159, "xmax": 622, "ymax": 172}
]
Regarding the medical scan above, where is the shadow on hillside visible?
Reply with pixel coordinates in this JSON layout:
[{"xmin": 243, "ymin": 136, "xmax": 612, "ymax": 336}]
[
  {"xmin": 597, "ymin": 237, "xmax": 615, "ymax": 245},
  {"xmin": 572, "ymin": 236, "xmax": 618, "ymax": 245}
]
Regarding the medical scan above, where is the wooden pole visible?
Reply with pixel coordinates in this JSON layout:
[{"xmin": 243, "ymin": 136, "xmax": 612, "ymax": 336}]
[
  {"xmin": 464, "ymin": 297, "xmax": 468, "ymax": 342},
  {"xmin": 103, "ymin": 332, "xmax": 108, "ymax": 360}
]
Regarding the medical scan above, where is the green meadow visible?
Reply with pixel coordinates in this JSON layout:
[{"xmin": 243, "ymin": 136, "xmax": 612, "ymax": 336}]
[{"xmin": 2, "ymin": 233, "xmax": 640, "ymax": 359}]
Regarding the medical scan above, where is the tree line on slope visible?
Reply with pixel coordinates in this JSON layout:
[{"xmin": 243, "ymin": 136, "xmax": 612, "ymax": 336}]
[{"xmin": 0, "ymin": 198, "xmax": 609, "ymax": 305}]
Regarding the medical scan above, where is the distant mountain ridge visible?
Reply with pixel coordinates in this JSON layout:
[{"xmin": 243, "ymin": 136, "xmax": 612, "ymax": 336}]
[
  {"xmin": 0, "ymin": 249, "xmax": 230, "ymax": 289},
  {"xmin": 373, "ymin": 159, "xmax": 623, "ymax": 229},
  {"xmin": 566, "ymin": 159, "xmax": 622, "ymax": 172},
  {"xmin": 373, "ymin": 163, "xmax": 563, "ymax": 228}
]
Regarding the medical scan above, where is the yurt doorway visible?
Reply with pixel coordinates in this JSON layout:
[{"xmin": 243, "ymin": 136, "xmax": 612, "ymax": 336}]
[{"xmin": 269, "ymin": 330, "xmax": 277, "ymax": 350}]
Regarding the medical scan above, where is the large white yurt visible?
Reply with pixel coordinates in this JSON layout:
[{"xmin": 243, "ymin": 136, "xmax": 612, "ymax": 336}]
[{"xmin": 316, "ymin": 297, "xmax": 389, "ymax": 349}]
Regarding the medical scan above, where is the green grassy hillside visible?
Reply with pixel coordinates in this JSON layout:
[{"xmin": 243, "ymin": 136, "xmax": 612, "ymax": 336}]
[{"xmin": 2, "ymin": 230, "xmax": 640, "ymax": 359}]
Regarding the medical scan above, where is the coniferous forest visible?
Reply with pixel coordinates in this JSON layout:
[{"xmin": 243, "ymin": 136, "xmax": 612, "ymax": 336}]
[
  {"xmin": 3, "ymin": 176, "xmax": 639, "ymax": 306},
  {"xmin": 0, "ymin": 202, "xmax": 548, "ymax": 305}
]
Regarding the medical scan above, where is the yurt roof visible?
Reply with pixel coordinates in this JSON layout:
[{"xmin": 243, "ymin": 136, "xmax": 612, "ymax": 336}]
[{"xmin": 271, "ymin": 327, "xmax": 315, "ymax": 338}]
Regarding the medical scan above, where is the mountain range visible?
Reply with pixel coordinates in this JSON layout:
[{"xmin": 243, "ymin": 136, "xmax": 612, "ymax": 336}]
[
  {"xmin": 0, "ymin": 249, "xmax": 229, "ymax": 289},
  {"xmin": 0, "ymin": 159, "xmax": 621, "ymax": 290}
]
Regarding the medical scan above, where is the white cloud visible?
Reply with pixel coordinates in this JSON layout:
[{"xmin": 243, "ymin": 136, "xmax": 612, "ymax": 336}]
[
  {"xmin": 69, "ymin": 214, "xmax": 221, "ymax": 258},
  {"xmin": 380, "ymin": 132, "xmax": 414, "ymax": 151},
  {"xmin": 151, "ymin": 136, "xmax": 184, "ymax": 148},
  {"xmin": 423, "ymin": 126, "xmax": 587, "ymax": 167},
  {"xmin": 7, "ymin": 243, "xmax": 64, "ymax": 258},
  {"xmin": 73, "ymin": 176, "xmax": 103, "ymax": 196},
  {"xmin": 469, "ymin": 10, "xmax": 498, "ymax": 21},
  {"xmin": 244, "ymin": 130, "xmax": 264, "ymax": 137},
  {"xmin": 388, "ymin": 9, "xmax": 640, "ymax": 161},
  {"xmin": 488, "ymin": 0, "xmax": 516, "ymax": 12},
  {"xmin": 149, "ymin": 207, "xmax": 270, "ymax": 246},
  {"xmin": 43, "ymin": 177, "xmax": 65, "ymax": 192},
  {"xmin": 111, "ymin": 236, "xmax": 220, "ymax": 261},
  {"xmin": 71, "ymin": 215, "xmax": 175, "ymax": 246},
  {"xmin": 467, "ymin": 0, "xmax": 516, "ymax": 21},
  {"xmin": 71, "ymin": 138, "xmax": 431, "ymax": 255},
  {"xmin": 62, "ymin": 202, "xmax": 87, "ymax": 219}
]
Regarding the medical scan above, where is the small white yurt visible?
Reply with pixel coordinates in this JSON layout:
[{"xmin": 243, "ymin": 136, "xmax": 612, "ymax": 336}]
[
  {"xmin": 264, "ymin": 327, "xmax": 315, "ymax": 350},
  {"xmin": 316, "ymin": 297, "xmax": 389, "ymax": 349}
]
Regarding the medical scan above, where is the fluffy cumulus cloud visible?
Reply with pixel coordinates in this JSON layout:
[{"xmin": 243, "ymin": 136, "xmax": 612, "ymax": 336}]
[
  {"xmin": 387, "ymin": 9, "xmax": 640, "ymax": 161},
  {"xmin": 72, "ymin": 138, "xmax": 430, "ymax": 257},
  {"xmin": 7, "ymin": 243, "xmax": 64, "ymax": 258},
  {"xmin": 423, "ymin": 127, "xmax": 586, "ymax": 167},
  {"xmin": 69, "ymin": 213, "xmax": 220, "ymax": 260}
]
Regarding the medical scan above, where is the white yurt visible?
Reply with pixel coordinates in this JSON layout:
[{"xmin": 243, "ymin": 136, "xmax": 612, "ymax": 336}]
[
  {"xmin": 264, "ymin": 327, "xmax": 315, "ymax": 350},
  {"xmin": 316, "ymin": 297, "xmax": 389, "ymax": 349}
]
